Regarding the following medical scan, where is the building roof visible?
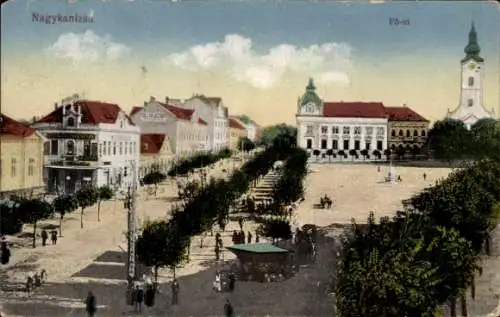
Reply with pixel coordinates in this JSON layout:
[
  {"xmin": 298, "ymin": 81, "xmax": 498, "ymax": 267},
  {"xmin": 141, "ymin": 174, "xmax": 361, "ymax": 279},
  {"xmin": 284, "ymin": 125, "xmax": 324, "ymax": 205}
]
[
  {"xmin": 229, "ymin": 117, "xmax": 246, "ymax": 130},
  {"xmin": 385, "ymin": 106, "xmax": 429, "ymax": 122},
  {"xmin": 140, "ymin": 134, "xmax": 167, "ymax": 154},
  {"xmin": 226, "ymin": 243, "xmax": 289, "ymax": 254},
  {"xmin": 198, "ymin": 118, "xmax": 208, "ymax": 125},
  {"xmin": 0, "ymin": 114, "xmax": 36, "ymax": 137},
  {"xmin": 190, "ymin": 95, "xmax": 222, "ymax": 106},
  {"xmin": 323, "ymin": 102, "xmax": 388, "ymax": 118},
  {"xmin": 160, "ymin": 103, "xmax": 194, "ymax": 121},
  {"xmin": 130, "ymin": 106, "xmax": 143, "ymax": 116},
  {"xmin": 37, "ymin": 100, "xmax": 133, "ymax": 125}
]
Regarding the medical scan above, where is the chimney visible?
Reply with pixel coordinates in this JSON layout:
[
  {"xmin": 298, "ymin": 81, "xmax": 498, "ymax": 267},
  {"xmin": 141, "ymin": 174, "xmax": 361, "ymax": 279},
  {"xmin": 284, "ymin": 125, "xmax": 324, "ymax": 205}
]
[
  {"xmin": 403, "ymin": 103, "xmax": 407, "ymax": 107},
  {"xmin": 54, "ymin": 102, "xmax": 58, "ymax": 110},
  {"xmin": 149, "ymin": 96, "xmax": 156, "ymax": 102},
  {"xmin": 165, "ymin": 97, "xmax": 169, "ymax": 104},
  {"xmin": 144, "ymin": 101, "xmax": 147, "ymax": 106}
]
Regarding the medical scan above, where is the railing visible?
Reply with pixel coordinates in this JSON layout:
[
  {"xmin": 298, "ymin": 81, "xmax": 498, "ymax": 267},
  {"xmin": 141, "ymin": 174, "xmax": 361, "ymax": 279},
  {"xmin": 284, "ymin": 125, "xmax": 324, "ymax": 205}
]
[{"xmin": 77, "ymin": 155, "xmax": 99, "ymax": 162}]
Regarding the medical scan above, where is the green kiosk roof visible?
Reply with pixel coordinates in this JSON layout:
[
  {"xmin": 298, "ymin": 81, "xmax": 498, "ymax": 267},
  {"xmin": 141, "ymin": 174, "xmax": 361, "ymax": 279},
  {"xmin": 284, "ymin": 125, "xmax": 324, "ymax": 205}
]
[{"xmin": 226, "ymin": 243, "xmax": 289, "ymax": 254}]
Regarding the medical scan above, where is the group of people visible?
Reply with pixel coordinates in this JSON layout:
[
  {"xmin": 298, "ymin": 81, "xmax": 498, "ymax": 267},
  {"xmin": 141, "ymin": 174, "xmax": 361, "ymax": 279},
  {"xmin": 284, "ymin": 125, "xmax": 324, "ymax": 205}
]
[
  {"xmin": 130, "ymin": 281, "xmax": 157, "ymax": 312},
  {"xmin": 40, "ymin": 229, "xmax": 58, "ymax": 246},
  {"xmin": 232, "ymin": 230, "xmax": 258, "ymax": 245},
  {"xmin": 319, "ymin": 194, "xmax": 333, "ymax": 209},
  {"xmin": 25, "ymin": 269, "xmax": 47, "ymax": 295},
  {"xmin": 212, "ymin": 270, "xmax": 236, "ymax": 292}
]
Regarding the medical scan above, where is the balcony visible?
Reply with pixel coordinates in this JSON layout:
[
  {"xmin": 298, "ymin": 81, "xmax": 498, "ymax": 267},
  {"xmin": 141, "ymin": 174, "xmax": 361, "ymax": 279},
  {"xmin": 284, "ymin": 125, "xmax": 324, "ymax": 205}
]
[{"xmin": 46, "ymin": 154, "xmax": 99, "ymax": 167}]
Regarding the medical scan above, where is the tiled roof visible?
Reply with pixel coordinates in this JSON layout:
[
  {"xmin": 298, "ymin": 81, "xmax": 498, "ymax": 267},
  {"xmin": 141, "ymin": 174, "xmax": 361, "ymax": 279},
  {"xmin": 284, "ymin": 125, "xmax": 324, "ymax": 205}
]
[
  {"xmin": 385, "ymin": 107, "xmax": 429, "ymax": 122},
  {"xmin": 160, "ymin": 103, "xmax": 194, "ymax": 121},
  {"xmin": 229, "ymin": 117, "xmax": 246, "ymax": 130},
  {"xmin": 323, "ymin": 102, "xmax": 388, "ymax": 118},
  {"xmin": 140, "ymin": 134, "xmax": 166, "ymax": 154},
  {"xmin": 0, "ymin": 114, "xmax": 36, "ymax": 137},
  {"xmin": 198, "ymin": 118, "xmax": 208, "ymax": 125},
  {"xmin": 130, "ymin": 106, "xmax": 143, "ymax": 116},
  {"xmin": 37, "ymin": 100, "xmax": 134, "ymax": 125}
]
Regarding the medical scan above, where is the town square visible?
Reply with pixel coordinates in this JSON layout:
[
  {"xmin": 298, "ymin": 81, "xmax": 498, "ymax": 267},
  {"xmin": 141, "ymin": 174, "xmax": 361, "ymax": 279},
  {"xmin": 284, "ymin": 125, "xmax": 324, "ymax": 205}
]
[{"xmin": 1, "ymin": 1, "xmax": 500, "ymax": 316}]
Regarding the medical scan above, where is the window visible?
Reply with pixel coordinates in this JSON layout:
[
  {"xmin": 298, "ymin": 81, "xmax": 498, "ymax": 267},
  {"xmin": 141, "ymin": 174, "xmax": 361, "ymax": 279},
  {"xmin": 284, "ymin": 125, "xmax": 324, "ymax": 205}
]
[
  {"xmin": 365, "ymin": 142, "xmax": 371, "ymax": 150},
  {"xmin": 50, "ymin": 140, "xmax": 58, "ymax": 155},
  {"xmin": 421, "ymin": 130, "xmax": 426, "ymax": 137},
  {"xmin": 124, "ymin": 143, "xmax": 128, "ymax": 154},
  {"xmin": 331, "ymin": 126, "xmax": 339, "ymax": 134},
  {"xmin": 43, "ymin": 141, "xmax": 50, "ymax": 155},
  {"xmin": 321, "ymin": 139, "xmax": 327, "ymax": 149},
  {"xmin": 468, "ymin": 76, "xmax": 474, "ymax": 87},
  {"xmin": 332, "ymin": 140, "xmax": 338, "ymax": 150},
  {"xmin": 413, "ymin": 130, "xmax": 418, "ymax": 137},
  {"xmin": 321, "ymin": 126, "xmax": 328, "ymax": 134},
  {"xmin": 113, "ymin": 142, "xmax": 117, "ymax": 155},
  {"xmin": 343, "ymin": 126, "xmax": 350, "ymax": 134},
  {"xmin": 119, "ymin": 142, "xmax": 123, "ymax": 155},
  {"xmin": 67, "ymin": 117, "xmax": 75, "ymax": 127},
  {"xmin": 354, "ymin": 127, "xmax": 361, "ymax": 135},
  {"xmin": 377, "ymin": 141, "xmax": 383, "ymax": 150},
  {"xmin": 66, "ymin": 140, "xmax": 75, "ymax": 155},
  {"xmin": 468, "ymin": 99, "xmax": 473, "ymax": 107},
  {"xmin": 365, "ymin": 127, "xmax": 373, "ymax": 135},
  {"xmin": 398, "ymin": 130, "xmax": 404, "ymax": 137},
  {"xmin": 11, "ymin": 158, "xmax": 16, "ymax": 177},
  {"xmin": 28, "ymin": 158, "xmax": 35, "ymax": 176},
  {"xmin": 107, "ymin": 142, "xmax": 111, "ymax": 155},
  {"xmin": 354, "ymin": 140, "xmax": 360, "ymax": 150},
  {"xmin": 99, "ymin": 143, "xmax": 103, "ymax": 156},
  {"xmin": 406, "ymin": 130, "xmax": 411, "ymax": 137},
  {"xmin": 343, "ymin": 140, "xmax": 349, "ymax": 150},
  {"xmin": 377, "ymin": 127, "xmax": 385, "ymax": 136},
  {"xmin": 306, "ymin": 125, "xmax": 314, "ymax": 134},
  {"xmin": 391, "ymin": 130, "xmax": 396, "ymax": 137}
]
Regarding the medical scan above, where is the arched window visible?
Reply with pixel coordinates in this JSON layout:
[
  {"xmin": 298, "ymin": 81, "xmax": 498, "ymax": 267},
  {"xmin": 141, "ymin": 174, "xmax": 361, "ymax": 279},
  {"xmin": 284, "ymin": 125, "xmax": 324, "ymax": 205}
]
[
  {"xmin": 66, "ymin": 140, "xmax": 75, "ymax": 155},
  {"xmin": 468, "ymin": 76, "xmax": 474, "ymax": 87},
  {"xmin": 413, "ymin": 130, "xmax": 418, "ymax": 137},
  {"xmin": 391, "ymin": 129, "xmax": 396, "ymax": 137},
  {"xmin": 67, "ymin": 117, "xmax": 75, "ymax": 127},
  {"xmin": 406, "ymin": 130, "xmax": 411, "ymax": 137},
  {"xmin": 398, "ymin": 130, "xmax": 403, "ymax": 136},
  {"xmin": 421, "ymin": 130, "xmax": 426, "ymax": 137},
  {"xmin": 467, "ymin": 99, "xmax": 473, "ymax": 107}
]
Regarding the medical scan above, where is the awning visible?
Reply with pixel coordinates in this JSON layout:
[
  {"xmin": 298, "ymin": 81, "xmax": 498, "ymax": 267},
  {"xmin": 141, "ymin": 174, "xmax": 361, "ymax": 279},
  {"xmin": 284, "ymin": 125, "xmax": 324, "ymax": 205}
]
[{"xmin": 45, "ymin": 165, "xmax": 100, "ymax": 170}]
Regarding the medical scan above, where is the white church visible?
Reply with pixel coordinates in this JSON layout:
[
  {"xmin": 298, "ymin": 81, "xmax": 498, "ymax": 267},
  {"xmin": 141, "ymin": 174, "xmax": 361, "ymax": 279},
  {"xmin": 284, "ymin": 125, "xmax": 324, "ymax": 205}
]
[{"xmin": 446, "ymin": 23, "xmax": 496, "ymax": 128}]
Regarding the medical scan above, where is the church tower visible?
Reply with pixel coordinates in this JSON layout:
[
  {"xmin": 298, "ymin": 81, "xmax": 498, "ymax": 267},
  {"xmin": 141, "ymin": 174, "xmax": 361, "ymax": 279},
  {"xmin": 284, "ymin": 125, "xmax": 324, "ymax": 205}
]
[{"xmin": 447, "ymin": 22, "xmax": 495, "ymax": 128}]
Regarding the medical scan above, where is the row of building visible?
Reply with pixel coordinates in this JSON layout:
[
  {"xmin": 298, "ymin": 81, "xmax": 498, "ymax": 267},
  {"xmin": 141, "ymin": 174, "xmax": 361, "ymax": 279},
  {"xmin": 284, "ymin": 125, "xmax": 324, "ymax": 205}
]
[{"xmin": 0, "ymin": 95, "xmax": 261, "ymax": 198}]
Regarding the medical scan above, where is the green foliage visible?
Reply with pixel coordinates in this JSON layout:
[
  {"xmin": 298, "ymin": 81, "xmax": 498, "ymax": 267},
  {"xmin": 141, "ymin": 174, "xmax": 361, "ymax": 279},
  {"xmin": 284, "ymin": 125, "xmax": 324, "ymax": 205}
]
[
  {"xmin": 0, "ymin": 199, "xmax": 23, "ymax": 235},
  {"xmin": 98, "ymin": 186, "xmax": 114, "ymax": 201},
  {"xmin": 167, "ymin": 148, "xmax": 232, "ymax": 177},
  {"xmin": 272, "ymin": 148, "xmax": 308, "ymax": 205},
  {"xmin": 259, "ymin": 124, "xmax": 297, "ymax": 149},
  {"xmin": 18, "ymin": 198, "xmax": 54, "ymax": 248},
  {"xmin": 237, "ymin": 136, "xmax": 256, "ymax": 152},
  {"xmin": 470, "ymin": 118, "xmax": 500, "ymax": 161},
  {"xmin": 142, "ymin": 172, "xmax": 167, "ymax": 195},
  {"xmin": 257, "ymin": 218, "xmax": 292, "ymax": 242},
  {"xmin": 427, "ymin": 119, "xmax": 471, "ymax": 161},
  {"xmin": 53, "ymin": 194, "xmax": 78, "ymax": 235},
  {"xmin": 238, "ymin": 115, "xmax": 252, "ymax": 124},
  {"xmin": 75, "ymin": 186, "xmax": 98, "ymax": 228}
]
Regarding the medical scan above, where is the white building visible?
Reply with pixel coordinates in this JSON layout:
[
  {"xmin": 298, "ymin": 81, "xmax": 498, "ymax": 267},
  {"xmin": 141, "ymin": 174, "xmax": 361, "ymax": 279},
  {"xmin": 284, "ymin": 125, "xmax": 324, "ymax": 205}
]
[
  {"xmin": 296, "ymin": 79, "xmax": 388, "ymax": 158},
  {"xmin": 446, "ymin": 23, "xmax": 496, "ymax": 128},
  {"xmin": 130, "ymin": 96, "xmax": 209, "ymax": 158},
  {"xmin": 182, "ymin": 95, "xmax": 229, "ymax": 152},
  {"xmin": 32, "ymin": 95, "xmax": 140, "ymax": 193}
]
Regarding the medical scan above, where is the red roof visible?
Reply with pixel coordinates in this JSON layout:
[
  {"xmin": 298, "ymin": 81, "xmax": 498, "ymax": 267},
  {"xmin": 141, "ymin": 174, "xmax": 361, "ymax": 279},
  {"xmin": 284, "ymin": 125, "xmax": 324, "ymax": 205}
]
[
  {"xmin": 229, "ymin": 117, "xmax": 246, "ymax": 130},
  {"xmin": 37, "ymin": 100, "xmax": 134, "ymax": 125},
  {"xmin": 130, "ymin": 106, "xmax": 143, "ymax": 116},
  {"xmin": 198, "ymin": 118, "xmax": 208, "ymax": 125},
  {"xmin": 160, "ymin": 103, "xmax": 194, "ymax": 121},
  {"xmin": 0, "ymin": 114, "xmax": 36, "ymax": 138},
  {"xmin": 385, "ymin": 107, "xmax": 429, "ymax": 122},
  {"xmin": 140, "ymin": 134, "xmax": 167, "ymax": 154},
  {"xmin": 323, "ymin": 102, "xmax": 387, "ymax": 118}
]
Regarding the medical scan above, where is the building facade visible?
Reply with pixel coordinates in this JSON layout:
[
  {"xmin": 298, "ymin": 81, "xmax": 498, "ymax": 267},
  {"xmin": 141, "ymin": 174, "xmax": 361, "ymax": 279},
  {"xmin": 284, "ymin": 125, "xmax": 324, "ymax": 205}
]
[
  {"xmin": 386, "ymin": 106, "xmax": 430, "ymax": 153},
  {"xmin": 139, "ymin": 133, "xmax": 174, "ymax": 178},
  {"xmin": 446, "ymin": 23, "xmax": 496, "ymax": 128},
  {"xmin": 296, "ymin": 79, "xmax": 388, "ymax": 158},
  {"xmin": 32, "ymin": 97, "xmax": 140, "ymax": 194},
  {"xmin": 228, "ymin": 117, "xmax": 247, "ymax": 151},
  {"xmin": 182, "ymin": 95, "xmax": 229, "ymax": 152},
  {"xmin": 130, "ymin": 96, "xmax": 209, "ymax": 158},
  {"xmin": 0, "ymin": 114, "xmax": 46, "ymax": 198}
]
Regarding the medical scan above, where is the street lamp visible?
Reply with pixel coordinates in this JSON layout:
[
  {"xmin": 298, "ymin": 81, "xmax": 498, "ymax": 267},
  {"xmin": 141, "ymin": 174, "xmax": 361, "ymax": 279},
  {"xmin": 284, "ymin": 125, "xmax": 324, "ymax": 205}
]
[{"xmin": 124, "ymin": 161, "xmax": 138, "ymax": 305}]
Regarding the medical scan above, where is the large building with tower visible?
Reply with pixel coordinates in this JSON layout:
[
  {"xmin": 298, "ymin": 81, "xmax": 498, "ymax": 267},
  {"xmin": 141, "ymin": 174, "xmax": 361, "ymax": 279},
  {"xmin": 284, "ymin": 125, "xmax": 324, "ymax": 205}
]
[{"xmin": 446, "ymin": 23, "xmax": 496, "ymax": 128}]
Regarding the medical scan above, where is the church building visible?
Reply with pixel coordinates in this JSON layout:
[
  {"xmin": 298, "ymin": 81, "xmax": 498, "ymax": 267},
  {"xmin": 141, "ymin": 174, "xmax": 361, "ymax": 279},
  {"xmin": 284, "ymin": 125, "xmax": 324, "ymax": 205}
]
[{"xmin": 446, "ymin": 23, "xmax": 496, "ymax": 128}]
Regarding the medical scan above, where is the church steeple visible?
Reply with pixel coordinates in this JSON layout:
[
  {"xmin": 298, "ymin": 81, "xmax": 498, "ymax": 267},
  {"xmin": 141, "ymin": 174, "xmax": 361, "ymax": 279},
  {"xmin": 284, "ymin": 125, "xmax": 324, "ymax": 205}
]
[
  {"xmin": 463, "ymin": 22, "xmax": 484, "ymax": 62},
  {"xmin": 306, "ymin": 77, "xmax": 316, "ymax": 92},
  {"xmin": 300, "ymin": 78, "xmax": 322, "ymax": 106}
]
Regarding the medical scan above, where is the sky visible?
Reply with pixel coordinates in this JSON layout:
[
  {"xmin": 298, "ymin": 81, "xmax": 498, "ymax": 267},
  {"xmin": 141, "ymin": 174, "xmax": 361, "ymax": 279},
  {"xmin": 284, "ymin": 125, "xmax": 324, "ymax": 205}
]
[{"xmin": 1, "ymin": 0, "xmax": 499, "ymax": 126}]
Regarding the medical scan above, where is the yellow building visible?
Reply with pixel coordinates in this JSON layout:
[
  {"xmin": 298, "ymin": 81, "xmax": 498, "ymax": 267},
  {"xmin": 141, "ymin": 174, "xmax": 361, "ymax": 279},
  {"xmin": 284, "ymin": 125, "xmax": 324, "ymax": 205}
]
[
  {"xmin": 0, "ymin": 114, "xmax": 45, "ymax": 198},
  {"xmin": 386, "ymin": 106, "xmax": 430, "ymax": 154},
  {"xmin": 139, "ymin": 133, "xmax": 174, "ymax": 177},
  {"xmin": 228, "ymin": 117, "xmax": 247, "ymax": 151}
]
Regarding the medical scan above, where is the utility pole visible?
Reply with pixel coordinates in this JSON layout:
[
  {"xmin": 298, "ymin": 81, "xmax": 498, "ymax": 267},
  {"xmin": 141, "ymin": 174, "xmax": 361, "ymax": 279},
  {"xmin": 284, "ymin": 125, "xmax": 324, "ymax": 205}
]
[{"xmin": 125, "ymin": 161, "xmax": 138, "ymax": 304}]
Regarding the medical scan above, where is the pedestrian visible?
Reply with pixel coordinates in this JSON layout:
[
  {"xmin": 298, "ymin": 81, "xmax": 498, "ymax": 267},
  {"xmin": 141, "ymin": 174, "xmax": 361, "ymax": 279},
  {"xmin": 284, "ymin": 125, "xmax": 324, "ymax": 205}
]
[
  {"xmin": 423, "ymin": 172, "xmax": 427, "ymax": 181},
  {"xmin": 228, "ymin": 272, "xmax": 235, "ymax": 292},
  {"xmin": 240, "ymin": 231, "xmax": 246, "ymax": 244},
  {"xmin": 145, "ymin": 283, "xmax": 155, "ymax": 307},
  {"xmin": 171, "ymin": 279, "xmax": 179, "ymax": 305},
  {"xmin": 135, "ymin": 285, "xmax": 144, "ymax": 312},
  {"xmin": 247, "ymin": 231, "xmax": 252, "ymax": 244},
  {"xmin": 238, "ymin": 217, "xmax": 244, "ymax": 231},
  {"xmin": 255, "ymin": 232, "xmax": 260, "ymax": 243},
  {"xmin": 232, "ymin": 230, "xmax": 238, "ymax": 244},
  {"xmin": 41, "ymin": 230, "xmax": 48, "ymax": 246},
  {"xmin": 213, "ymin": 271, "xmax": 222, "ymax": 292},
  {"xmin": 377, "ymin": 165, "xmax": 381, "ymax": 172},
  {"xmin": 224, "ymin": 299, "xmax": 234, "ymax": 317},
  {"xmin": 40, "ymin": 269, "xmax": 47, "ymax": 284},
  {"xmin": 34, "ymin": 272, "xmax": 41, "ymax": 287},
  {"xmin": 85, "ymin": 291, "xmax": 97, "ymax": 317},
  {"xmin": 26, "ymin": 273, "xmax": 34, "ymax": 295},
  {"xmin": 51, "ymin": 230, "xmax": 58, "ymax": 245},
  {"xmin": 215, "ymin": 243, "xmax": 220, "ymax": 261}
]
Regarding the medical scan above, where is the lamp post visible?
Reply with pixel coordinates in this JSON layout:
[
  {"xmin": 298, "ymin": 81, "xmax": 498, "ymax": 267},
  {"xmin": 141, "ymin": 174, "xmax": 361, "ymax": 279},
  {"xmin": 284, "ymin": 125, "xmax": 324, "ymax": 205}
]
[
  {"xmin": 65, "ymin": 175, "xmax": 71, "ymax": 194},
  {"xmin": 124, "ymin": 161, "xmax": 138, "ymax": 304}
]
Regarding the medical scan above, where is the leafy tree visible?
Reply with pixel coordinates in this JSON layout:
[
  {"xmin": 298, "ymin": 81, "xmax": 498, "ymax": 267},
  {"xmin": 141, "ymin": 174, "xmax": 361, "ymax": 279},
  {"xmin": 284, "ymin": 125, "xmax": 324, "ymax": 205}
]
[
  {"xmin": 75, "ymin": 186, "xmax": 98, "ymax": 229},
  {"xmin": 470, "ymin": 118, "xmax": 500, "ymax": 161},
  {"xmin": 238, "ymin": 115, "xmax": 252, "ymax": 124},
  {"xmin": 338, "ymin": 150, "xmax": 346, "ymax": 159},
  {"xmin": 52, "ymin": 194, "xmax": 78, "ymax": 236},
  {"xmin": 372, "ymin": 149, "xmax": 381, "ymax": 160},
  {"xmin": 257, "ymin": 218, "xmax": 292, "ymax": 243},
  {"xmin": 259, "ymin": 124, "xmax": 297, "ymax": 149},
  {"xmin": 19, "ymin": 198, "xmax": 53, "ymax": 248},
  {"xmin": 395, "ymin": 146, "xmax": 406, "ymax": 160},
  {"xmin": 348, "ymin": 149, "xmax": 357, "ymax": 160},
  {"xmin": 360, "ymin": 149, "xmax": 368, "ymax": 160},
  {"xmin": 136, "ymin": 220, "xmax": 189, "ymax": 282},
  {"xmin": 383, "ymin": 148, "xmax": 392, "ymax": 160},
  {"xmin": 97, "ymin": 186, "xmax": 114, "ymax": 222},
  {"xmin": 0, "ymin": 199, "xmax": 23, "ymax": 235},
  {"xmin": 326, "ymin": 149, "xmax": 334, "ymax": 161},
  {"xmin": 312, "ymin": 149, "xmax": 320, "ymax": 161},
  {"xmin": 237, "ymin": 136, "xmax": 256, "ymax": 152},
  {"xmin": 142, "ymin": 172, "xmax": 166, "ymax": 196},
  {"xmin": 427, "ymin": 119, "xmax": 471, "ymax": 161}
]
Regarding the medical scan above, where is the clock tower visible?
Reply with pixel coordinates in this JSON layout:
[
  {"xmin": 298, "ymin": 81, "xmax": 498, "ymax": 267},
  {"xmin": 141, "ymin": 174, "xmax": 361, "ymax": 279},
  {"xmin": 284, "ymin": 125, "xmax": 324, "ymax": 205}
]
[{"xmin": 447, "ymin": 22, "xmax": 495, "ymax": 128}]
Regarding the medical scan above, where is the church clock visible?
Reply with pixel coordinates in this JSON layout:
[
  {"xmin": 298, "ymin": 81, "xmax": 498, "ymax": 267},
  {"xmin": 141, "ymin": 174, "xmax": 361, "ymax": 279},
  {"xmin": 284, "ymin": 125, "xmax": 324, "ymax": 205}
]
[{"xmin": 468, "ymin": 63, "xmax": 477, "ymax": 70}]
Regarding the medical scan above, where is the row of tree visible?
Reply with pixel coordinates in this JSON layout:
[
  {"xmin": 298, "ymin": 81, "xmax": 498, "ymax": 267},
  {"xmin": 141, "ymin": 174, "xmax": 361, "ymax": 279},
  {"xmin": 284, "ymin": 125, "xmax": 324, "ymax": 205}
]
[
  {"xmin": 167, "ymin": 148, "xmax": 232, "ymax": 177},
  {"xmin": 0, "ymin": 186, "xmax": 114, "ymax": 249},
  {"xmin": 136, "ymin": 140, "xmax": 297, "ymax": 279},
  {"xmin": 335, "ymin": 159, "xmax": 500, "ymax": 317}
]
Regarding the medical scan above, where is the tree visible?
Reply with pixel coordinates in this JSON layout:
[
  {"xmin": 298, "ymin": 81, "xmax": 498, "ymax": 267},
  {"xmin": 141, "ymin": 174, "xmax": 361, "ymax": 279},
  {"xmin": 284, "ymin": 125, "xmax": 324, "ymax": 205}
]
[
  {"xmin": 326, "ymin": 149, "xmax": 334, "ymax": 162},
  {"xmin": 372, "ymin": 150, "xmax": 381, "ymax": 160},
  {"xmin": 348, "ymin": 149, "xmax": 357, "ymax": 161},
  {"xmin": 427, "ymin": 119, "xmax": 471, "ymax": 161},
  {"xmin": 410, "ymin": 145, "xmax": 420, "ymax": 159},
  {"xmin": 259, "ymin": 123, "xmax": 297, "ymax": 151},
  {"xmin": 338, "ymin": 150, "xmax": 346, "ymax": 160},
  {"xmin": 52, "ymin": 194, "xmax": 78, "ymax": 236},
  {"xmin": 237, "ymin": 136, "xmax": 256, "ymax": 152},
  {"xmin": 360, "ymin": 149, "xmax": 369, "ymax": 160},
  {"xmin": 312, "ymin": 149, "xmax": 320, "ymax": 161},
  {"xmin": 19, "ymin": 198, "xmax": 53, "ymax": 248},
  {"xmin": 395, "ymin": 146, "xmax": 406, "ymax": 160},
  {"xmin": 142, "ymin": 172, "xmax": 166, "ymax": 196},
  {"xmin": 75, "ymin": 186, "xmax": 98, "ymax": 229},
  {"xmin": 136, "ymin": 220, "xmax": 189, "ymax": 282},
  {"xmin": 97, "ymin": 186, "xmax": 114, "ymax": 222},
  {"xmin": 257, "ymin": 218, "xmax": 292, "ymax": 243},
  {"xmin": 470, "ymin": 118, "xmax": 500, "ymax": 161},
  {"xmin": 383, "ymin": 149, "xmax": 392, "ymax": 160}
]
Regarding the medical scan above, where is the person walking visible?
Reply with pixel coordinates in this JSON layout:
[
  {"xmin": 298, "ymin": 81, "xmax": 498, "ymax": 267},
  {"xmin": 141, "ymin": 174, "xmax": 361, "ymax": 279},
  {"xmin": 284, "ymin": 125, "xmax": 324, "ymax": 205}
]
[
  {"xmin": 51, "ymin": 230, "xmax": 58, "ymax": 245},
  {"xmin": 238, "ymin": 217, "xmax": 244, "ymax": 231},
  {"xmin": 41, "ymin": 230, "xmax": 48, "ymax": 246},
  {"xmin": 135, "ymin": 285, "xmax": 144, "ymax": 312},
  {"xmin": 224, "ymin": 299, "xmax": 234, "ymax": 317},
  {"xmin": 423, "ymin": 172, "xmax": 427, "ymax": 181},
  {"xmin": 171, "ymin": 279, "xmax": 179, "ymax": 305},
  {"xmin": 228, "ymin": 272, "xmax": 235, "ymax": 292},
  {"xmin": 85, "ymin": 291, "xmax": 97, "ymax": 317},
  {"xmin": 247, "ymin": 231, "xmax": 252, "ymax": 244}
]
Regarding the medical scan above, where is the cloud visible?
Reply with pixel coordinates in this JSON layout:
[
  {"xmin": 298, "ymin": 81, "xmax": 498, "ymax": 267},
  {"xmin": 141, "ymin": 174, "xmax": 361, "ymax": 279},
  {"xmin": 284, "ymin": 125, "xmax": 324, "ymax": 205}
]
[
  {"xmin": 163, "ymin": 34, "xmax": 352, "ymax": 89},
  {"xmin": 45, "ymin": 30, "xmax": 131, "ymax": 63}
]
